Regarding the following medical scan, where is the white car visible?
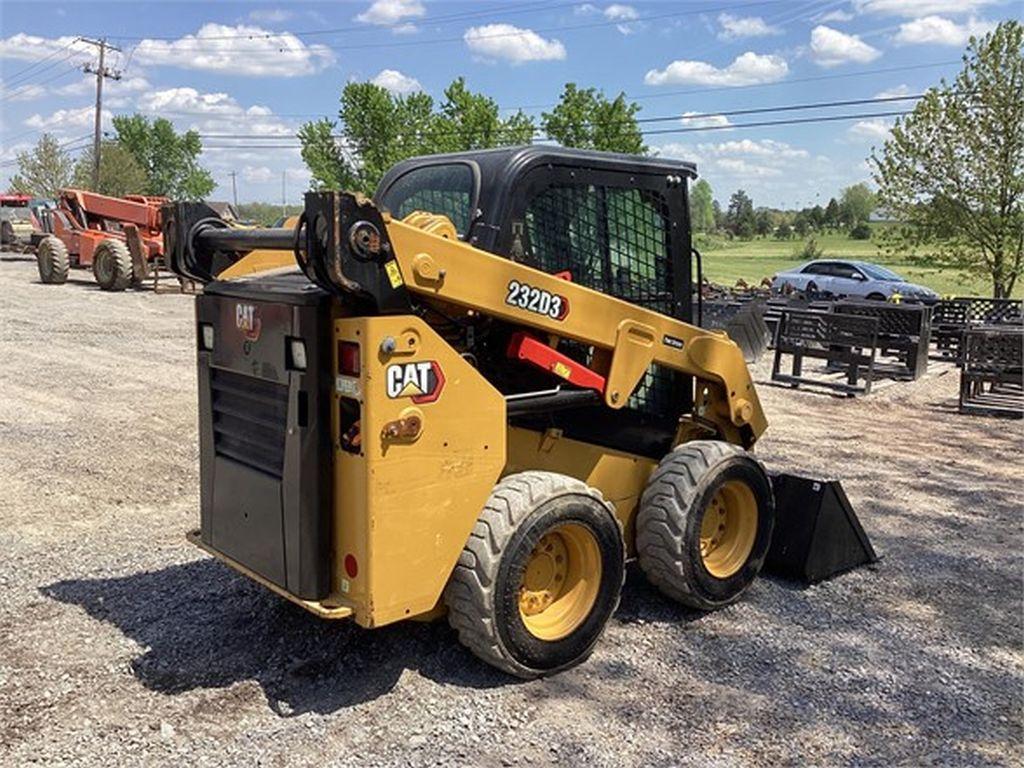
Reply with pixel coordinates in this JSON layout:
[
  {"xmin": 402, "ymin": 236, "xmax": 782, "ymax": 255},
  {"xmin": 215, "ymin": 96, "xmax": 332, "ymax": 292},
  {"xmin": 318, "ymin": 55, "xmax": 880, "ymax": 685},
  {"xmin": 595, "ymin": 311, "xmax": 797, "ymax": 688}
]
[{"xmin": 771, "ymin": 260, "xmax": 939, "ymax": 302}]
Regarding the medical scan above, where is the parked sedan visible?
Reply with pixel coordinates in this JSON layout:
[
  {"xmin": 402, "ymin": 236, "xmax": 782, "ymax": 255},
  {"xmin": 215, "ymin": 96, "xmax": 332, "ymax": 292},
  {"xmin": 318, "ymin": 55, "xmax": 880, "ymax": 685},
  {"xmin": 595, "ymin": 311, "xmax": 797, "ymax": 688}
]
[{"xmin": 771, "ymin": 259, "xmax": 939, "ymax": 302}]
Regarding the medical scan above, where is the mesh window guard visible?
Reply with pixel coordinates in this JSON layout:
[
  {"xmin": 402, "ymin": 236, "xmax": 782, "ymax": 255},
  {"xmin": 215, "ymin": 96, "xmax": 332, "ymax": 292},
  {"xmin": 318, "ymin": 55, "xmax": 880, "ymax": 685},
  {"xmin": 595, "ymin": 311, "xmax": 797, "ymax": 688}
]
[{"xmin": 523, "ymin": 183, "xmax": 677, "ymax": 417}]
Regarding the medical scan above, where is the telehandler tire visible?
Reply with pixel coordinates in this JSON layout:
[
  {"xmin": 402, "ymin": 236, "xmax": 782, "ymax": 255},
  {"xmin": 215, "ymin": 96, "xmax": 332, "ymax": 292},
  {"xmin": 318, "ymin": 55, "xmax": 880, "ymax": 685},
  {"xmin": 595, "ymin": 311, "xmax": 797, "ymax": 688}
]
[
  {"xmin": 36, "ymin": 236, "xmax": 69, "ymax": 284},
  {"xmin": 92, "ymin": 239, "xmax": 133, "ymax": 291},
  {"xmin": 636, "ymin": 440, "xmax": 774, "ymax": 611},
  {"xmin": 445, "ymin": 471, "xmax": 625, "ymax": 679}
]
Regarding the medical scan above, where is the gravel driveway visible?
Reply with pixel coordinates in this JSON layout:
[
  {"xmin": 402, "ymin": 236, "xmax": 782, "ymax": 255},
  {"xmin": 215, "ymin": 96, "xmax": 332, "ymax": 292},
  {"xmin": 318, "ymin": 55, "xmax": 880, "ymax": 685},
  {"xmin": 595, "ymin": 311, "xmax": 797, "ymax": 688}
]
[{"xmin": 0, "ymin": 255, "xmax": 1021, "ymax": 766}]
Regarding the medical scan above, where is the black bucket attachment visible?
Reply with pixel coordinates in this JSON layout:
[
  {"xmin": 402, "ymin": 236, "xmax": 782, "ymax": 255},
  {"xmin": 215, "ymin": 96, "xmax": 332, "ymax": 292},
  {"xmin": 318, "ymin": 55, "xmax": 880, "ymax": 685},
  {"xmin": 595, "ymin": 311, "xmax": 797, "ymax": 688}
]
[{"xmin": 765, "ymin": 473, "xmax": 878, "ymax": 584}]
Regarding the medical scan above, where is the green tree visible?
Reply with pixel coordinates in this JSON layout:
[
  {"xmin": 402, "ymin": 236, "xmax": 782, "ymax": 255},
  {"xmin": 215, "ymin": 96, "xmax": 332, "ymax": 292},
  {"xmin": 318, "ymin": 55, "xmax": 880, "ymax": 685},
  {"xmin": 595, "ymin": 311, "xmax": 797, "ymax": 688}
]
[
  {"xmin": 712, "ymin": 199, "xmax": 724, "ymax": 231},
  {"xmin": 726, "ymin": 189, "xmax": 755, "ymax": 238},
  {"xmin": 793, "ymin": 212, "xmax": 811, "ymax": 238},
  {"xmin": 300, "ymin": 78, "xmax": 535, "ymax": 194},
  {"xmin": 754, "ymin": 209, "xmax": 772, "ymax": 238},
  {"xmin": 809, "ymin": 204, "xmax": 825, "ymax": 231},
  {"xmin": 235, "ymin": 202, "xmax": 303, "ymax": 226},
  {"xmin": 113, "ymin": 115, "xmax": 214, "ymax": 199},
  {"xmin": 823, "ymin": 197, "xmax": 841, "ymax": 230},
  {"xmin": 297, "ymin": 119, "xmax": 354, "ymax": 191},
  {"xmin": 872, "ymin": 21, "xmax": 1024, "ymax": 298},
  {"xmin": 542, "ymin": 83, "xmax": 646, "ymax": 154},
  {"xmin": 689, "ymin": 179, "xmax": 714, "ymax": 232},
  {"xmin": 840, "ymin": 182, "xmax": 877, "ymax": 226},
  {"xmin": 775, "ymin": 222, "xmax": 793, "ymax": 240},
  {"xmin": 9, "ymin": 133, "xmax": 73, "ymax": 198},
  {"xmin": 72, "ymin": 141, "xmax": 148, "ymax": 196},
  {"xmin": 435, "ymin": 78, "xmax": 535, "ymax": 152}
]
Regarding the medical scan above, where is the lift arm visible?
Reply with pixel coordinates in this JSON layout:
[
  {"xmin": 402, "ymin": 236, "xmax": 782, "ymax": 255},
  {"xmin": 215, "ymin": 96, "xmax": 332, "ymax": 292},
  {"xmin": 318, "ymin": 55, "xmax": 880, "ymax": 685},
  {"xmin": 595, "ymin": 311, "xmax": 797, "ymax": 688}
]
[{"xmin": 165, "ymin": 192, "xmax": 767, "ymax": 447}]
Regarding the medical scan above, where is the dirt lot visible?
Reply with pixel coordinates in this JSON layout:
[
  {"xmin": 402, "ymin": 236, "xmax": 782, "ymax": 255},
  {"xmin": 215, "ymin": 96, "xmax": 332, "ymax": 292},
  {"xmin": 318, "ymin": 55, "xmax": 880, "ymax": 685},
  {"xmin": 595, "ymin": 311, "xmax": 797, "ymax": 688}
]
[{"xmin": 0, "ymin": 254, "xmax": 1021, "ymax": 767}]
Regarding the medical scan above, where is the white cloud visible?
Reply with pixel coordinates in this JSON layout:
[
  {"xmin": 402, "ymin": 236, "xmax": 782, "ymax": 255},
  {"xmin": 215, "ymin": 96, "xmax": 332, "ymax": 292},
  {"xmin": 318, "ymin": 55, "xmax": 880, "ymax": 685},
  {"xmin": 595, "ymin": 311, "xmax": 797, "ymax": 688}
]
[
  {"xmin": 701, "ymin": 138, "xmax": 810, "ymax": 159},
  {"xmin": 818, "ymin": 9, "xmax": 855, "ymax": 22},
  {"xmin": 6, "ymin": 84, "xmax": 45, "ymax": 101},
  {"xmin": 575, "ymin": 4, "xmax": 642, "ymax": 33},
  {"xmin": 853, "ymin": 0, "xmax": 996, "ymax": 16},
  {"xmin": 848, "ymin": 118, "xmax": 894, "ymax": 140},
  {"xmin": 25, "ymin": 105, "xmax": 110, "ymax": 131},
  {"xmin": 874, "ymin": 83, "xmax": 912, "ymax": 98},
  {"xmin": 680, "ymin": 112, "xmax": 733, "ymax": 129},
  {"xmin": 242, "ymin": 165, "xmax": 275, "ymax": 183},
  {"xmin": 355, "ymin": 0, "xmax": 425, "ymax": 26},
  {"xmin": 464, "ymin": 24, "xmax": 567, "ymax": 63},
  {"xmin": 717, "ymin": 14, "xmax": 781, "ymax": 40},
  {"xmin": 895, "ymin": 15, "xmax": 995, "ymax": 45},
  {"xmin": 714, "ymin": 158, "xmax": 785, "ymax": 177},
  {"xmin": 138, "ymin": 87, "xmax": 292, "ymax": 132},
  {"xmin": 370, "ymin": 68, "xmax": 422, "ymax": 94},
  {"xmin": 54, "ymin": 74, "xmax": 151, "ymax": 98},
  {"xmin": 657, "ymin": 138, "xmax": 812, "ymax": 180},
  {"xmin": 0, "ymin": 33, "xmax": 94, "ymax": 63},
  {"xmin": 809, "ymin": 25, "xmax": 882, "ymax": 67},
  {"xmin": 133, "ymin": 23, "xmax": 334, "ymax": 77},
  {"xmin": 249, "ymin": 8, "xmax": 293, "ymax": 23},
  {"xmin": 645, "ymin": 51, "xmax": 788, "ymax": 86},
  {"xmin": 604, "ymin": 4, "xmax": 641, "ymax": 34}
]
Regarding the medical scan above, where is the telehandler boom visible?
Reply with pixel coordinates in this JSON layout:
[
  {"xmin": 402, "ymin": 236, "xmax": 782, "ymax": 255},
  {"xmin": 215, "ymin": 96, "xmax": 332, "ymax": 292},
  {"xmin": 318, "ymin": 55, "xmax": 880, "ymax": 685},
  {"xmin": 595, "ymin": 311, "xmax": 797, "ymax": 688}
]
[{"xmin": 164, "ymin": 147, "xmax": 869, "ymax": 677}]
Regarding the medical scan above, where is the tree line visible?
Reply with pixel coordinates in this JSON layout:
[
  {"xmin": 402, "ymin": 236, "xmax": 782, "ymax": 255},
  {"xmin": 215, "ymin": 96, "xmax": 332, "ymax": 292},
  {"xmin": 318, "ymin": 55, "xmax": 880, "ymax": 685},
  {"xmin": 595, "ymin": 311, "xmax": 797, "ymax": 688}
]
[
  {"xmin": 9, "ymin": 115, "xmax": 214, "ymax": 200},
  {"xmin": 690, "ymin": 181, "xmax": 878, "ymax": 241}
]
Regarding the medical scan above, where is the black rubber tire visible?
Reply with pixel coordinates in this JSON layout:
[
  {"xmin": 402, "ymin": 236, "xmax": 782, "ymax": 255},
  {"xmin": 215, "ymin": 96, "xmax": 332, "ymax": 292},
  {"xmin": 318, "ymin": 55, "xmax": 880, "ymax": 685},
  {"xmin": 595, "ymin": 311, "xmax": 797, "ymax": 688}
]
[
  {"xmin": 636, "ymin": 440, "xmax": 774, "ymax": 611},
  {"xmin": 36, "ymin": 236, "xmax": 69, "ymax": 284},
  {"xmin": 444, "ymin": 471, "xmax": 625, "ymax": 679},
  {"xmin": 92, "ymin": 239, "xmax": 133, "ymax": 291},
  {"xmin": 866, "ymin": 292, "xmax": 886, "ymax": 301},
  {"xmin": 807, "ymin": 281, "xmax": 819, "ymax": 294}
]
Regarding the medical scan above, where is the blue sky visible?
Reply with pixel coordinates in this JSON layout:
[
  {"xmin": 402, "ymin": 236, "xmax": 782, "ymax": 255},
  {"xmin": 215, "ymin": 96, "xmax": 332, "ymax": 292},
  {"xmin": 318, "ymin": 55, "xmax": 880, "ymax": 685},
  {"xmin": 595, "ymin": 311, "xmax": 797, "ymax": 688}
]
[{"xmin": 1, "ymin": 0, "xmax": 1020, "ymax": 207}]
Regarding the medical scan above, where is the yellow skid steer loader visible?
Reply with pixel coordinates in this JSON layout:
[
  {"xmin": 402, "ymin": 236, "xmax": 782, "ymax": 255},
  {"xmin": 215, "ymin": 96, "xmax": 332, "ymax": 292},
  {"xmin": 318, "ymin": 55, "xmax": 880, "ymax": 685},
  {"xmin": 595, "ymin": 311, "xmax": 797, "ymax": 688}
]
[{"xmin": 164, "ymin": 146, "xmax": 874, "ymax": 678}]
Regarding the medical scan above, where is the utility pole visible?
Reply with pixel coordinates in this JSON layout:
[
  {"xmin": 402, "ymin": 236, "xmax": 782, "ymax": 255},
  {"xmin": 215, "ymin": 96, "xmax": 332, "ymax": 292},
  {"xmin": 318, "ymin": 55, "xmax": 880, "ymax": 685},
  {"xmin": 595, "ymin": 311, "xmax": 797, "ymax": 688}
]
[
  {"xmin": 228, "ymin": 171, "xmax": 238, "ymax": 209},
  {"xmin": 281, "ymin": 171, "xmax": 286, "ymax": 218},
  {"xmin": 79, "ymin": 37, "xmax": 122, "ymax": 190}
]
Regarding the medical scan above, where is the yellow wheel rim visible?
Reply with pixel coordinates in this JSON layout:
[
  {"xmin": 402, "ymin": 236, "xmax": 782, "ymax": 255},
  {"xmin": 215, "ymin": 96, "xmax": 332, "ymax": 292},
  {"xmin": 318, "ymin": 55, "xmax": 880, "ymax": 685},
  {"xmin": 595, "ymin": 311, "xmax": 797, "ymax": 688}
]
[
  {"xmin": 700, "ymin": 480, "xmax": 758, "ymax": 579},
  {"xmin": 518, "ymin": 523, "xmax": 602, "ymax": 641}
]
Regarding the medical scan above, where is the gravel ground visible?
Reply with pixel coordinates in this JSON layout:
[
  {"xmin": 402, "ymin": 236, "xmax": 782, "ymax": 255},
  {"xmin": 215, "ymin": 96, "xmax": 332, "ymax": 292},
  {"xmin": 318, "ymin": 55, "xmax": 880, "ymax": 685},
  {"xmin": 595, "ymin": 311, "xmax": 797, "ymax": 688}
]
[{"xmin": 1, "ymin": 254, "xmax": 1021, "ymax": 767}]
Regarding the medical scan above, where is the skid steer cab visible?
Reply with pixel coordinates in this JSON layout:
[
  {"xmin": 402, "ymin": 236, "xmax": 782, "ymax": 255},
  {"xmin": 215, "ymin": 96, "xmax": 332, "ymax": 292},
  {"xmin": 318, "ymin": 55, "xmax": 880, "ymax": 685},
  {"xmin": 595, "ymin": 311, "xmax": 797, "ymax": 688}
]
[{"xmin": 165, "ymin": 146, "xmax": 874, "ymax": 678}]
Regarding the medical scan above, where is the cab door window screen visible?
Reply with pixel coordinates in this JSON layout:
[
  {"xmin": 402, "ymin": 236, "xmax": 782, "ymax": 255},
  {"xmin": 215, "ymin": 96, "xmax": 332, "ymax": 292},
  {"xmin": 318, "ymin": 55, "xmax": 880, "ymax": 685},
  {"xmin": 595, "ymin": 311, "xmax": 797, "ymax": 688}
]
[
  {"xmin": 522, "ymin": 182, "xmax": 676, "ymax": 418},
  {"xmin": 379, "ymin": 163, "xmax": 475, "ymax": 236},
  {"xmin": 523, "ymin": 184, "xmax": 673, "ymax": 316}
]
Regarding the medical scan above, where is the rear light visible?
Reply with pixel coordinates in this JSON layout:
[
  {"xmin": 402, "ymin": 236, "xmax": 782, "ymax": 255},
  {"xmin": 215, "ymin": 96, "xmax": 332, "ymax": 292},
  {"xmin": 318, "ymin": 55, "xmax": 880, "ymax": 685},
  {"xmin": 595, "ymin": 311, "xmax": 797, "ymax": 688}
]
[
  {"xmin": 287, "ymin": 337, "xmax": 307, "ymax": 370},
  {"xmin": 338, "ymin": 341, "xmax": 360, "ymax": 376},
  {"xmin": 199, "ymin": 323, "xmax": 215, "ymax": 350},
  {"xmin": 344, "ymin": 554, "xmax": 359, "ymax": 578}
]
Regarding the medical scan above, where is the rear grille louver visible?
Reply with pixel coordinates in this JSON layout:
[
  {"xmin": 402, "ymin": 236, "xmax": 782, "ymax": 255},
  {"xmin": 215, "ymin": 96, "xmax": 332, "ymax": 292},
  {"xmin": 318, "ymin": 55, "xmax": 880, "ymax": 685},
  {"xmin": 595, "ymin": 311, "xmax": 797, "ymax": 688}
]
[{"xmin": 211, "ymin": 367, "xmax": 288, "ymax": 478}]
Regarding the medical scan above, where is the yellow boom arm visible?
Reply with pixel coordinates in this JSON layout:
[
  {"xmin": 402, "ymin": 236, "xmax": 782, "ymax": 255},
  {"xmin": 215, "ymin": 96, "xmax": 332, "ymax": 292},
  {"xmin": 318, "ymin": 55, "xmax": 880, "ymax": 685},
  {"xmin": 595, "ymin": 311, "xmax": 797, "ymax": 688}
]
[{"xmin": 384, "ymin": 213, "xmax": 767, "ymax": 446}]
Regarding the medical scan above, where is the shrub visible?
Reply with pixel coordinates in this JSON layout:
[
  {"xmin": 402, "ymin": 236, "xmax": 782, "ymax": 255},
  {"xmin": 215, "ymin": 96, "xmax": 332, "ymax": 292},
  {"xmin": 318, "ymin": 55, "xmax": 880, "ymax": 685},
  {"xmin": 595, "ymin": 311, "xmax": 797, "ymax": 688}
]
[
  {"xmin": 794, "ymin": 238, "xmax": 825, "ymax": 260},
  {"xmin": 849, "ymin": 222, "xmax": 872, "ymax": 240}
]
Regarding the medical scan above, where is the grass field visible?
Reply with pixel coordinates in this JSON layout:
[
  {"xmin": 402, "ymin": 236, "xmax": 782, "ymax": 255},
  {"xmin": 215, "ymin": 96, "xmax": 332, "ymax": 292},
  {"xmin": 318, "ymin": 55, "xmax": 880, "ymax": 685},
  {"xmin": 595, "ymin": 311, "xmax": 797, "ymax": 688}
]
[{"xmin": 696, "ymin": 233, "xmax": 1014, "ymax": 298}]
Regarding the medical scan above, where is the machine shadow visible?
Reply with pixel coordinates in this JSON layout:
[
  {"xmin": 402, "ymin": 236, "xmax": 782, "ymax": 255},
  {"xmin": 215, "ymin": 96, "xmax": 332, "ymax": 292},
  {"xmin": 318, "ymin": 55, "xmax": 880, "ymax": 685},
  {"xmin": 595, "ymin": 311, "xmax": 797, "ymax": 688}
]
[{"xmin": 41, "ymin": 558, "xmax": 514, "ymax": 716}]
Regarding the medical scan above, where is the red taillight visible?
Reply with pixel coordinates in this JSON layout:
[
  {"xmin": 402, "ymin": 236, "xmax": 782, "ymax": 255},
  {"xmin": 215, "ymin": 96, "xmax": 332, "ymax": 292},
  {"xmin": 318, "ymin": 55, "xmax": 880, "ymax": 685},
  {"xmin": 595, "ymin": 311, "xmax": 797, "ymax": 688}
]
[
  {"xmin": 338, "ymin": 341, "xmax": 360, "ymax": 376},
  {"xmin": 344, "ymin": 554, "xmax": 359, "ymax": 578}
]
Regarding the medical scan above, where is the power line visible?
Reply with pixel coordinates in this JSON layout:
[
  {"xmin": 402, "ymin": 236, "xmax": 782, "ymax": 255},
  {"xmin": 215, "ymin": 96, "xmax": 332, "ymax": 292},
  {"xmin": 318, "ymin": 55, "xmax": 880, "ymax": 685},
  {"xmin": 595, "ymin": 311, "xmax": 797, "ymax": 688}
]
[
  {"xmin": 196, "ymin": 108, "xmax": 912, "ymax": 151},
  {"xmin": 1, "ymin": 62, "xmax": 84, "ymax": 99},
  {"xmin": 1, "ymin": 51, "xmax": 85, "ymax": 91},
  {"xmin": 137, "ymin": 59, "xmax": 959, "ymax": 128},
  {"xmin": 99, "ymin": 0, "xmax": 579, "ymax": 41},
  {"xmin": 1, "ymin": 40, "xmax": 78, "ymax": 84},
  {"xmin": 193, "ymin": 92, "xmax": 928, "ymax": 142},
  {"xmin": 90, "ymin": 1, "xmax": 782, "ymax": 54}
]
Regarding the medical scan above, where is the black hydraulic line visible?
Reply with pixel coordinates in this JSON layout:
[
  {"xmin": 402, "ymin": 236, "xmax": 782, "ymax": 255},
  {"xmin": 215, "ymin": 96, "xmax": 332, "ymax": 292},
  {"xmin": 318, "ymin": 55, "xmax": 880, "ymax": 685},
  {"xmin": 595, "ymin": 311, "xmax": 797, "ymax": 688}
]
[
  {"xmin": 194, "ymin": 225, "xmax": 298, "ymax": 253},
  {"xmin": 506, "ymin": 388, "xmax": 600, "ymax": 416}
]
